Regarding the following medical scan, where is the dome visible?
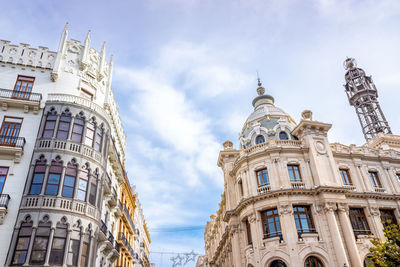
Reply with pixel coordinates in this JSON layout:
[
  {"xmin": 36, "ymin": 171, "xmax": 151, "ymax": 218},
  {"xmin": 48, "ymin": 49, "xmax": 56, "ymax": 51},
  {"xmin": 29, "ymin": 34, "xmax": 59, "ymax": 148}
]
[{"xmin": 239, "ymin": 79, "xmax": 297, "ymax": 149}]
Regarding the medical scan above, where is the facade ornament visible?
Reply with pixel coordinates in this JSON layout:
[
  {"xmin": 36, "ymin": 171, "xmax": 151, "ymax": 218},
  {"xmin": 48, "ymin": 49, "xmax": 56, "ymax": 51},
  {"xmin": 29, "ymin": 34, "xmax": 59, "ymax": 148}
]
[
  {"xmin": 248, "ymin": 214, "xmax": 256, "ymax": 223},
  {"xmin": 50, "ymin": 72, "xmax": 59, "ymax": 82},
  {"xmin": 337, "ymin": 203, "xmax": 349, "ymax": 214},
  {"xmin": 223, "ymin": 140, "xmax": 233, "ymax": 150},
  {"xmin": 323, "ymin": 202, "xmax": 337, "ymax": 213},
  {"xmin": 369, "ymin": 207, "xmax": 380, "ymax": 217},
  {"xmin": 279, "ymin": 204, "xmax": 292, "ymax": 215}
]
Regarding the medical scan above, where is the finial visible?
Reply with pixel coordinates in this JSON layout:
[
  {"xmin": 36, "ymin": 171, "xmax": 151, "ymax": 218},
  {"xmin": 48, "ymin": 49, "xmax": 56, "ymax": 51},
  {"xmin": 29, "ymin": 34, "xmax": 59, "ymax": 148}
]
[
  {"xmin": 101, "ymin": 41, "xmax": 106, "ymax": 53},
  {"xmin": 256, "ymin": 72, "xmax": 265, "ymax": 96},
  {"xmin": 344, "ymin": 57, "xmax": 357, "ymax": 70},
  {"xmin": 64, "ymin": 22, "xmax": 69, "ymax": 31}
]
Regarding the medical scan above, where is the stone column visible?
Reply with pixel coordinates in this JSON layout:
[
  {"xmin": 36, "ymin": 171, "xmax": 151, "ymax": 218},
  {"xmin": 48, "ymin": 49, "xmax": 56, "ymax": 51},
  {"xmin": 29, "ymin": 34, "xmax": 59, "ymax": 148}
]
[
  {"xmin": 23, "ymin": 226, "xmax": 37, "ymax": 266},
  {"xmin": 57, "ymin": 166, "xmax": 67, "ymax": 197},
  {"xmin": 278, "ymin": 203, "xmax": 298, "ymax": 262},
  {"xmin": 77, "ymin": 228, "xmax": 84, "ymax": 267},
  {"xmin": 368, "ymin": 206, "xmax": 385, "ymax": 239},
  {"xmin": 6, "ymin": 228, "xmax": 20, "ymax": 266},
  {"xmin": 44, "ymin": 227, "xmax": 55, "ymax": 266},
  {"xmin": 249, "ymin": 213, "xmax": 262, "ymax": 266},
  {"xmin": 40, "ymin": 164, "xmax": 51, "ymax": 195},
  {"xmin": 62, "ymin": 229, "xmax": 72, "ymax": 267},
  {"xmin": 86, "ymin": 232, "xmax": 95, "ymax": 267},
  {"xmin": 337, "ymin": 204, "xmax": 362, "ymax": 267},
  {"xmin": 323, "ymin": 202, "xmax": 349, "ymax": 266},
  {"xmin": 230, "ymin": 224, "xmax": 242, "ymax": 267}
]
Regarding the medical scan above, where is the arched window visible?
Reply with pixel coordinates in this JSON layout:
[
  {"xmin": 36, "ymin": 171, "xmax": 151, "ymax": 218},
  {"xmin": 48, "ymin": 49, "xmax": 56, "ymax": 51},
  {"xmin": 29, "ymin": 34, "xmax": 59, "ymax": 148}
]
[
  {"xmin": 77, "ymin": 165, "xmax": 89, "ymax": 201},
  {"xmin": 94, "ymin": 125, "xmax": 104, "ymax": 152},
  {"xmin": 67, "ymin": 222, "xmax": 81, "ymax": 267},
  {"xmin": 29, "ymin": 156, "xmax": 47, "ymax": 195},
  {"xmin": 49, "ymin": 218, "xmax": 68, "ymax": 265},
  {"xmin": 42, "ymin": 109, "xmax": 57, "ymax": 138},
  {"xmin": 304, "ymin": 256, "xmax": 323, "ymax": 267},
  {"xmin": 71, "ymin": 113, "xmax": 85, "ymax": 143},
  {"xmin": 256, "ymin": 135, "xmax": 265, "ymax": 144},
  {"xmin": 88, "ymin": 169, "xmax": 98, "ymax": 206},
  {"xmin": 56, "ymin": 110, "xmax": 72, "ymax": 139},
  {"xmin": 84, "ymin": 118, "xmax": 95, "ymax": 147},
  {"xmin": 279, "ymin": 131, "xmax": 289, "ymax": 140},
  {"xmin": 62, "ymin": 160, "xmax": 77, "ymax": 198},
  {"xmin": 12, "ymin": 217, "xmax": 33, "ymax": 265},
  {"xmin": 270, "ymin": 260, "xmax": 287, "ymax": 267},
  {"xmin": 45, "ymin": 157, "xmax": 63, "ymax": 196},
  {"xmin": 30, "ymin": 216, "xmax": 51, "ymax": 265}
]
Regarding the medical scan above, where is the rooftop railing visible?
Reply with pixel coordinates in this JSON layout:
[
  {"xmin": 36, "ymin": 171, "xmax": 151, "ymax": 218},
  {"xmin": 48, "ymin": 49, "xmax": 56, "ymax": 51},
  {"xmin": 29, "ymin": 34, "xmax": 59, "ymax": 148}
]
[{"xmin": 0, "ymin": 88, "xmax": 42, "ymax": 102}]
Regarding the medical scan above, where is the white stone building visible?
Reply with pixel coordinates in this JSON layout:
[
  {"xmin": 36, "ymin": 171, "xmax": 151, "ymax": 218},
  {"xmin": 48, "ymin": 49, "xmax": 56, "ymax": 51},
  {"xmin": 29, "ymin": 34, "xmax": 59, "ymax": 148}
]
[
  {"xmin": 0, "ymin": 24, "xmax": 149, "ymax": 267},
  {"xmin": 200, "ymin": 73, "xmax": 400, "ymax": 267}
]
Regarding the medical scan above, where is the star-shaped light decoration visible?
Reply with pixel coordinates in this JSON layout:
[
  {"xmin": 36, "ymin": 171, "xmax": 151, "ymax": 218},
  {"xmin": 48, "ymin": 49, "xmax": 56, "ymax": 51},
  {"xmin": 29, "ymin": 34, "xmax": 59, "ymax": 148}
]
[{"xmin": 183, "ymin": 250, "xmax": 198, "ymax": 264}]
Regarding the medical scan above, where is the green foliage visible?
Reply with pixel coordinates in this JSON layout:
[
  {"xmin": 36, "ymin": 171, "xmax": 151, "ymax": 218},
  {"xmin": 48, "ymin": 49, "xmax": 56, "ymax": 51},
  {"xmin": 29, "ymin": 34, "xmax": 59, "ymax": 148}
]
[{"xmin": 369, "ymin": 222, "xmax": 400, "ymax": 267}]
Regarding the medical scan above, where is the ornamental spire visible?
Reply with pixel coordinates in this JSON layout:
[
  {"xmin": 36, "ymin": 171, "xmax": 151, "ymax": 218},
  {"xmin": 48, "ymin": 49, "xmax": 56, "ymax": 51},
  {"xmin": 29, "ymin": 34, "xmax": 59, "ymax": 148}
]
[{"xmin": 256, "ymin": 73, "xmax": 265, "ymax": 96}]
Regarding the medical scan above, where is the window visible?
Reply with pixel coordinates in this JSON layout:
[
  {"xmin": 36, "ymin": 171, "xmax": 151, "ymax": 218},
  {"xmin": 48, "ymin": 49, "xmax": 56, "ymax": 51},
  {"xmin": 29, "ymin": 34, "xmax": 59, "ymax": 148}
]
[
  {"xmin": 67, "ymin": 239, "xmax": 79, "ymax": 266},
  {"xmin": 80, "ymin": 88, "xmax": 93, "ymax": 101},
  {"xmin": 245, "ymin": 219, "xmax": 252, "ymax": 245},
  {"xmin": 293, "ymin": 206, "xmax": 315, "ymax": 235},
  {"xmin": 94, "ymin": 126, "xmax": 103, "ymax": 152},
  {"xmin": 396, "ymin": 173, "xmax": 400, "ymax": 183},
  {"xmin": 279, "ymin": 131, "xmax": 289, "ymax": 140},
  {"xmin": 0, "ymin": 167, "xmax": 9, "ymax": 193},
  {"xmin": 29, "ymin": 157, "xmax": 46, "ymax": 195},
  {"xmin": 12, "ymin": 219, "xmax": 33, "ymax": 265},
  {"xmin": 304, "ymin": 256, "xmax": 323, "ymax": 267},
  {"xmin": 288, "ymin": 165, "xmax": 302, "ymax": 182},
  {"xmin": 80, "ymin": 241, "xmax": 89, "ymax": 267},
  {"xmin": 42, "ymin": 110, "xmax": 57, "ymax": 138},
  {"xmin": 56, "ymin": 111, "xmax": 71, "ymax": 140},
  {"xmin": 45, "ymin": 158, "xmax": 62, "ymax": 196},
  {"xmin": 88, "ymin": 172, "xmax": 98, "ymax": 206},
  {"xmin": 238, "ymin": 180, "xmax": 244, "ymax": 197},
  {"xmin": 368, "ymin": 171, "xmax": 382, "ymax": 188},
  {"xmin": 0, "ymin": 116, "xmax": 23, "ymax": 145},
  {"xmin": 270, "ymin": 260, "xmax": 287, "ymax": 267},
  {"xmin": 339, "ymin": 169, "xmax": 352, "ymax": 185},
  {"xmin": 77, "ymin": 169, "xmax": 89, "ymax": 201},
  {"xmin": 380, "ymin": 209, "xmax": 397, "ymax": 227},
  {"xmin": 255, "ymin": 135, "xmax": 265, "ymax": 144},
  {"xmin": 261, "ymin": 208, "xmax": 281, "ymax": 239},
  {"xmin": 71, "ymin": 116, "xmax": 85, "ymax": 143},
  {"xmin": 12, "ymin": 75, "xmax": 35, "ymax": 100},
  {"xmin": 84, "ymin": 119, "xmax": 95, "ymax": 147},
  {"xmin": 256, "ymin": 169, "xmax": 269, "ymax": 187},
  {"xmin": 62, "ymin": 161, "xmax": 77, "ymax": 198},
  {"xmin": 49, "ymin": 220, "xmax": 68, "ymax": 265},
  {"xmin": 349, "ymin": 208, "xmax": 371, "ymax": 236},
  {"xmin": 30, "ymin": 219, "xmax": 51, "ymax": 265}
]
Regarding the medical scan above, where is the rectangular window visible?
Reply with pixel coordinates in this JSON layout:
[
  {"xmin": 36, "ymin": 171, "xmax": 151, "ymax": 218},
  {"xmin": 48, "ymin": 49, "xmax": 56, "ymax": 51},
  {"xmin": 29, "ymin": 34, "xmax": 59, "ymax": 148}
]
[
  {"xmin": 0, "ymin": 116, "xmax": 23, "ymax": 146},
  {"xmin": 45, "ymin": 173, "xmax": 61, "ymax": 195},
  {"xmin": 80, "ymin": 242, "xmax": 89, "ymax": 267},
  {"xmin": 84, "ymin": 122, "xmax": 95, "ymax": 147},
  {"xmin": 29, "ymin": 161, "xmax": 46, "ymax": 195},
  {"xmin": 94, "ymin": 127, "xmax": 103, "ymax": 152},
  {"xmin": 77, "ymin": 170, "xmax": 89, "ymax": 201},
  {"xmin": 368, "ymin": 171, "xmax": 382, "ymax": 188},
  {"xmin": 396, "ymin": 173, "xmax": 400, "ymax": 183},
  {"xmin": 80, "ymin": 88, "xmax": 93, "ymax": 101},
  {"xmin": 30, "ymin": 223, "xmax": 51, "ymax": 265},
  {"xmin": 56, "ymin": 115, "xmax": 71, "ymax": 140},
  {"xmin": 67, "ymin": 238, "xmax": 79, "ymax": 266},
  {"xmin": 62, "ymin": 175, "xmax": 76, "ymax": 198},
  {"xmin": 339, "ymin": 169, "xmax": 352, "ymax": 185},
  {"xmin": 245, "ymin": 219, "xmax": 252, "ymax": 245},
  {"xmin": 49, "ymin": 224, "xmax": 67, "ymax": 265},
  {"xmin": 288, "ymin": 164, "xmax": 302, "ymax": 182},
  {"xmin": 380, "ymin": 209, "xmax": 397, "ymax": 227},
  {"xmin": 256, "ymin": 169, "xmax": 269, "ymax": 187},
  {"xmin": 42, "ymin": 113, "xmax": 57, "ymax": 138},
  {"xmin": 88, "ymin": 179, "xmax": 97, "ymax": 206},
  {"xmin": 349, "ymin": 208, "xmax": 371, "ymax": 237},
  {"xmin": 293, "ymin": 205, "xmax": 315, "ymax": 235},
  {"xmin": 71, "ymin": 117, "xmax": 85, "ymax": 143},
  {"xmin": 0, "ymin": 167, "xmax": 9, "ymax": 193},
  {"xmin": 12, "ymin": 75, "xmax": 35, "ymax": 100},
  {"xmin": 12, "ymin": 222, "xmax": 33, "ymax": 265},
  {"xmin": 261, "ymin": 208, "xmax": 281, "ymax": 239}
]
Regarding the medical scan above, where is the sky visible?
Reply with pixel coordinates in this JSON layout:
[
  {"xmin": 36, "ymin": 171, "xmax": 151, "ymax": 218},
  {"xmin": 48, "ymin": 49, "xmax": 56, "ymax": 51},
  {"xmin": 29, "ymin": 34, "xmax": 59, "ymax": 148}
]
[{"xmin": 2, "ymin": 0, "xmax": 400, "ymax": 266}]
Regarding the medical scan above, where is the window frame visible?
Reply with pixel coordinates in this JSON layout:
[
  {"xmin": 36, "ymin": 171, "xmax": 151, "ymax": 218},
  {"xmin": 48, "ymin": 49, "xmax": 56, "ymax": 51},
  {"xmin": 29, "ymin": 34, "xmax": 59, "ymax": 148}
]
[
  {"xmin": 380, "ymin": 209, "xmax": 397, "ymax": 227},
  {"xmin": 339, "ymin": 168, "xmax": 352, "ymax": 185},
  {"xmin": 288, "ymin": 164, "xmax": 302, "ymax": 182},
  {"xmin": 256, "ymin": 168, "xmax": 269, "ymax": 187},
  {"xmin": 30, "ymin": 221, "xmax": 51, "ymax": 265},
  {"xmin": 84, "ymin": 120, "xmax": 95, "ymax": 147},
  {"xmin": 45, "ymin": 159, "xmax": 63, "ymax": 196},
  {"xmin": 368, "ymin": 171, "xmax": 382, "ymax": 188},
  {"xmin": 11, "ymin": 220, "xmax": 33, "ymax": 265},
  {"xmin": 12, "ymin": 75, "xmax": 35, "ymax": 100},
  {"xmin": 49, "ymin": 222, "xmax": 68, "ymax": 265},
  {"xmin": 29, "ymin": 158, "xmax": 47, "ymax": 195},
  {"xmin": 94, "ymin": 126, "xmax": 103, "ymax": 152},
  {"xmin": 349, "ymin": 208, "xmax": 371, "ymax": 237},
  {"xmin": 255, "ymin": 135, "xmax": 265, "ymax": 144},
  {"xmin": 77, "ymin": 169, "xmax": 89, "ymax": 201},
  {"xmin": 293, "ymin": 205, "xmax": 316, "ymax": 235},
  {"xmin": 80, "ymin": 88, "xmax": 93, "ymax": 101},
  {"xmin": 261, "ymin": 208, "xmax": 282, "ymax": 239},
  {"xmin": 71, "ymin": 116, "xmax": 85, "ymax": 143},
  {"xmin": 62, "ymin": 162, "xmax": 77, "ymax": 198},
  {"xmin": 304, "ymin": 256, "xmax": 324, "ymax": 267},
  {"xmin": 0, "ymin": 167, "xmax": 9, "ymax": 193},
  {"xmin": 42, "ymin": 111, "xmax": 57, "ymax": 138},
  {"xmin": 279, "ymin": 131, "xmax": 289, "ymax": 140},
  {"xmin": 0, "ymin": 116, "xmax": 23, "ymax": 146},
  {"xmin": 56, "ymin": 112, "xmax": 72, "ymax": 140}
]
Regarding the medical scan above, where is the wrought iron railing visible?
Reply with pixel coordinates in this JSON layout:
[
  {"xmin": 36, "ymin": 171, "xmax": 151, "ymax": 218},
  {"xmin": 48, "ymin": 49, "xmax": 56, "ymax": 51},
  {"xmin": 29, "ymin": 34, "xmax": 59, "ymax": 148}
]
[
  {"xmin": 0, "ymin": 88, "xmax": 42, "ymax": 102},
  {"xmin": 108, "ymin": 231, "xmax": 114, "ymax": 244},
  {"xmin": 114, "ymin": 242, "xmax": 120, "ymax": 253},
  {"xmin": 105, "ymin": 174, "xmax": 112, "ymax": 189},
  {"xmin": 297, "ymin": 228, "xmax": 317, "ymax": 237},
  {"xmin": 0, "ymin": 194, "xmax": 10, "ymax": 208},
  {"xmin": 263, "ymin": 231, "xmax": 282, "ymax": 240},
  {"xmin": 353, "ymin": 229, "xmax": 372, "ymax": 238},
  {"xmin": 123, "ymin": 204, "xmax": 135, "ymax": 230},
  {"xmin": 0, "ymin": 136, "xmax": 26, "ymax": 148},
  {"xmin": 100, "ymin": 220, "xmax": 108, "ymax": 236}
]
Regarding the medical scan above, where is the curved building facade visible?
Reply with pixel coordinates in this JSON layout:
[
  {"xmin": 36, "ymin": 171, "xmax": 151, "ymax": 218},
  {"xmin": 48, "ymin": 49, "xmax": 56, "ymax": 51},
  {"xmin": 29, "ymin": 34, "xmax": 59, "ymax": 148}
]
[{"xmin": 200, "ymin": 78, "xmax": 400, "ymax": 267}]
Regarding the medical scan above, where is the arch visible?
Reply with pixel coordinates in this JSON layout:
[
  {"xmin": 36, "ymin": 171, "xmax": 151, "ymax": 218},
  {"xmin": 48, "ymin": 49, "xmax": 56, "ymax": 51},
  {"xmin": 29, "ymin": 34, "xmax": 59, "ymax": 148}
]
[
  {"xmin": 30, "ymin": 216, "xmax": 51, "ymax": 264},
  {"xmin": 42, "ymin": 108, "xmax": 58, "ymax": 138},
  {"xmin": 304, "ymin": 255, "xmax": 324, "ymax": 267},
  {"xmin": 279, "ymin": 131, "xmax": 289, "ymax": 140},
  {"xmin": 11, "ymin": 216, "xmax": 33, "ymax": 265},
  {"xmin": 263, "ymin": 251, "xmax": 291, "ymax": 267},
  {"xmin": 45, "ymin": 157, "xmax": 63, "ymax": 196},
  {"xmin": 298, "ymin": 247, "xmax": 329, "ymax": 267},
  {"xmin": 256, "ymin": 135, "xmax": 265, "ymax": 144},
  {"xmin": 62, "ymin": 159, "xmax": 78, "ymax": 198},
  {"xmin": 56, "ymin": 109, "xmax": 72, "ymax": 139},
  {"xmin": 49, "ymin": 217, "xmax": 68, "ymax": 265},
  {"xmin": 269, "ymin": 259, "xmax": 288, "ymax": 267},
  {"xmin": 29, "ymin": 156, "xmax": 47, "ymax": 195}
]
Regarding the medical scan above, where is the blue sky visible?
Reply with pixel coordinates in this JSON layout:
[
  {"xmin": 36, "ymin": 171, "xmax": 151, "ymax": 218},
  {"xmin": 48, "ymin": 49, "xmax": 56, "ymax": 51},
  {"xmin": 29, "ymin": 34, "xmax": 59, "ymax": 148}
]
[{"xmin": 2, "ymin": 1, "xmax": 400, "ymax": 266}]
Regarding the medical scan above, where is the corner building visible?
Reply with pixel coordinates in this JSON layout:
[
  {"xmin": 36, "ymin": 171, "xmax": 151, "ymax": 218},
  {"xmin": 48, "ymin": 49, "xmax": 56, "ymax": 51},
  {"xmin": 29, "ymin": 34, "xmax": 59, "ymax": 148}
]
[
  {"xmin": 0, "ymin": 24, "xmax": 149, "ymax": 266},
  {"xmin": 201, "ymin": 75, "xmax": 400, "ymax": 267}
]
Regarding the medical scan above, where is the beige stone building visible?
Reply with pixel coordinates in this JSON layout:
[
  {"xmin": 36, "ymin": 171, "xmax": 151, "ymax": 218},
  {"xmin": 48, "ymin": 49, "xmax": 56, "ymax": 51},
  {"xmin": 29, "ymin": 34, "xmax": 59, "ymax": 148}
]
[{"xmin": 200, "ymin": 62, "xmax": 400, "ymax": 267}]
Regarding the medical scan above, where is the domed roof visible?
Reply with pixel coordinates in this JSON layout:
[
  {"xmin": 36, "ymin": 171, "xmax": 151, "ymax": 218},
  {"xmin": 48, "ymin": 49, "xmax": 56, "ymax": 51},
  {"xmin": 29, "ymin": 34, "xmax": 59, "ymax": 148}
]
[{"xmin": 239, "ymin": 79, "xmax": 297, "ymax": 149}]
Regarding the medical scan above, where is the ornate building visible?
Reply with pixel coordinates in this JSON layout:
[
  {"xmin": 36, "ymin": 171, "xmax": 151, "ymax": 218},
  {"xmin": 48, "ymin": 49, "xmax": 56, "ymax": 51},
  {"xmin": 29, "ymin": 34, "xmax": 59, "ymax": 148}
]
[
  {"xmin": 0, "ymin": 24, "xmax": 150, "ymax": 266},
  {"xmin": 200, "ymin": 64, "xmax": 400, "ymax": 267}
]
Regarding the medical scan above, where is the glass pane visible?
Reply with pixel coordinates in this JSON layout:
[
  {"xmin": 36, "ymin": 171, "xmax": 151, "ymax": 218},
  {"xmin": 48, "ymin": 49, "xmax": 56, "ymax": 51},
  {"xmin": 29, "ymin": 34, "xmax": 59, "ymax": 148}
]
[
  {"xmin": 62, "ymin": 186, "xmax": 74, "ymax": 198},
  {"xmin": 45, "ymin": 184, "xmax": 59, "ymax": 195},
  {"xmin": 43, "ymin": 129, "xmax": 54, "ymax": 138},
  {"xmin": 49, "ymin": 250, "xmax": 64, "ymax": 264},
  {"xmin": 57, "ymin": 131, "xmax": 69, "ymax": 140},
  {"xmin": 33, "ymin": 237, "xmax": 48, "ymax": 250},
  {"xmin": 48, "ymin": 174, "xmax": 60, "ymax": 184},
  {"xmin": 64, "ymin": 176, "xmax": 75, "ymax": 187},
  {"xmin": 71, "ymin": 133, "xmax": 82, "ymax": 142},
  {"xmin": 12, "ymin": 251, "xmax": 27, "ymax": 265},
  {"xmin": 30, "ymin": 184, "xmax": 42, "ymax": 195},
  {"xmin": 45, "ymin": 121, "xmax": 56, "ymax": 130},
  {"xmin": 77, "ymin": 190, "xmax": 86, "ymax": 201},
  {"xmin": 0, "ymin": 176, "xmax": 6, "ymax": 192},
  {"xmin": 52, "ymin": 237, "xmax": 65, "ymax": 249},
  {"xmin": 30, "ymin": 251, "xmax": 46, "ymax": 264},
  {"xmin": 36, "ymin": 227, "xmax": 50, "ymax": 236},
  {"xmin": 78, "ymin": 179, "xmax": 87, "ymax": 190},
  {"xmin": 19, "ymin": 227, "xmax": 32, "ymax": 236},
  {"xmin": 54, "ymin": 228, "xmax": 67, "ymax": 238},
  {"xmin": 32, "ymin": 173, "xmax": 44, "ymax": 183},
  {"xmin": 15, "ymin": 237, "xmax": 30, "ymax": 250}
]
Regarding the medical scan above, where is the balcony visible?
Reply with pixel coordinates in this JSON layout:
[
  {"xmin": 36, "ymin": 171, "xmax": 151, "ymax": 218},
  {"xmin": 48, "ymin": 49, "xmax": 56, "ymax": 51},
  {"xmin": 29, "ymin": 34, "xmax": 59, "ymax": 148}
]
[
  {"xmin": 0, "ymin": 194, "xmax": 10, "ymax": 224},
  {"xmin": 0, "ymin": 88, "xmax": 42, "ymax": 113},
  {"xmin": 99, "ymin": 220, "xmax": 108, "ymax": 242},
  {"xmin": 343, "ymin": 184, "xmax": 356, "ymax": 191},
  {"xmin": 354, "ymin": 229, "xmax": 372, "ymax": 238},
  {"xmin": 291, "ymin": 181, "xmax": 305, "ymax": 189},
  {"xmin": 257, "ymin": 184, "xmax": 271, "ymax": 194},
  {"xmin": 123, "ymin": 204, "xmax": 135, "ymax": 231},
  {"xmin": 104, "ymin": 174, "xmax": 112, "ymax": 195},
  {"xmin": 0, "ymin": 136, "xmax": 26, "ymax": 163},
  {"xmin": 374, "ymin": 187, "xmax": 385, "ymax": 193}
]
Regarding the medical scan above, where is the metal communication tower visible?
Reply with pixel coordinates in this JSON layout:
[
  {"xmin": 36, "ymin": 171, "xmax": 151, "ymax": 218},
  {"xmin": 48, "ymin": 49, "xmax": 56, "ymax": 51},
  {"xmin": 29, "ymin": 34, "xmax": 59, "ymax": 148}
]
[{"xmin": 343, "ymin": 58, "xmax": 392, "ymax": 141}]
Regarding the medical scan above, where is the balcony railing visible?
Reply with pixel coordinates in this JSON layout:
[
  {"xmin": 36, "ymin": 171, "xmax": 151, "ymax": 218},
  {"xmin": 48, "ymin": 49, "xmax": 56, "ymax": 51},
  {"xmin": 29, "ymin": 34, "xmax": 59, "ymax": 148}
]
[
  {"xmin": 100, "ymin": 220, "xmax": 108, "ymax": 236},
  {"xmin": 0, "ymin": 88, "xmax": 42, "ymax": 102},
  {"xmin": 0, "ymin": 136, "xmax": 26, "ymax": 149},
  {"xmin": 114, "ymin": 242, "xmax": 120, "ymax": 253},
  {"xmin": 123, "ymin": 204, "xmax": 135, "ymax": 231},
  {"xmin": 108, "ymin": 231, "xmax": 115, "ymax": 244},
  {"xmin": 257, "ymin": 184, "xmax": 271, "ymax": 194},
  {"xmin": 374, "ymin": 187, "xmax": 385, "ymax": 193},
  {"xmin": 354, "ymin": 229, "xmax": 372, "ymax": 238},
  {"xmin": 297, "ymin": 228, "xmax": 317, "ymax": 238},
  {"xmin": 0, "ymin": 194, "xmax": 11, "ymax": 208},
  {"xmin": 291, "ymin": 181, "xmax": 305, "ymax": 189},
  {"xmin": 263, "ymin": 231, "xmax": 282, "ymax": 240},
  {"xmin": 106, "ymin": 174, "xmax": 112, "ymax": 189}
]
